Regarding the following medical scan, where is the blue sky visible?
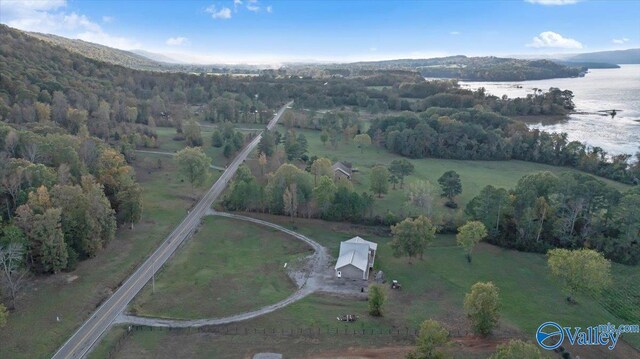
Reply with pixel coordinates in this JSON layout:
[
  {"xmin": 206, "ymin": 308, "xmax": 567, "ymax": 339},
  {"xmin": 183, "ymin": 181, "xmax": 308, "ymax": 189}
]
[{"xmin": 1, "ymin": 0, "xmax": 638, "ymax": 64}]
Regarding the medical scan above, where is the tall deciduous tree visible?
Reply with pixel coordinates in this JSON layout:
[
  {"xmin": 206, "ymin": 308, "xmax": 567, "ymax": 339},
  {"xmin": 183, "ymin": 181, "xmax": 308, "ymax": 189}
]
[
  {"xmin": 16, "ymin": 205, "xmax": 67, "ymax": 273},
  {"xmin": 313, "ymin": 175, "xmax": 336, "ymax": 214},
  {"xmin": 438, "ymin": 170, "xmax": 462, "ymax": 208},
  {"xmin": 310, "ymin": 157, "xmax": 333, "ymax": 185},
  {"xmin": 368, "ymin": 284, "xmax": 386, "ymax": 317},
  {"xmin": 0, "ymin": 242, "xmax": 29, "ymax": 309},
  {"xmin": 175, "ymin": 147, "xmax": 211, "ymax": 196},
  {"xmin": 183, "ymin": 120, "xmax": 203, "ymax": 146},
  {"xmin": 116, "ymin": 183, "xmax": 143, "ymax": 229},
  {"xmin": 547, "ymin": 248, "xmax": 611, "ymax": 303},
  {"xmin": 354, "ymin": 133, "xmax": 371, "ymax": 153},
  {"xmin": 465, "ymin": 185, "xmax": 509, "ymax": 234},
  {"xmin": 370, "ymin": 165, "xmax": 389, "ymax": 198},
  {"xmin": 456, "ymin": 221, "xmax": 487, "ymax": 263},
  {"xmin": 390, "ymin": 215, "xmax": 436, "ymax": 261},
  {"xmin": 283, "ymin": 183, "xmax": 298, "ymax": 222},
  {"xmin": 388, "ymin": 159, "xmax": 414, "ymax": 188},
  {"xmin": 407, "ymin": 319, "xmax": 449, "ymax": 359},
  {"xmin": 464, "ymin": 281, "xmax": 500, "ymax": 336},
  {"xmin": 406, "ymin": 180, "xmax": 436, "ymax": 217}
]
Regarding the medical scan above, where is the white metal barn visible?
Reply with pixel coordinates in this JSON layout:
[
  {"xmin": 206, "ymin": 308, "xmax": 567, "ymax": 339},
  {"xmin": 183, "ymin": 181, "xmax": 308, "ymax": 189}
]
[{"xmin": 334, "ymin": 236, "xmax": 377, "ymax": 280}]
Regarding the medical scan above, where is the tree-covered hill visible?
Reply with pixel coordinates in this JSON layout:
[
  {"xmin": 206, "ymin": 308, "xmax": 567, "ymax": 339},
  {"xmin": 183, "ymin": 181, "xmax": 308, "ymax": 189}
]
[
  {"xmin": 294, "ymin": 55, "xmax": 586, "ymax": 81},
  {"xmin": 25, "ymin": 31, "xmax": 173, "ymax": 72}
]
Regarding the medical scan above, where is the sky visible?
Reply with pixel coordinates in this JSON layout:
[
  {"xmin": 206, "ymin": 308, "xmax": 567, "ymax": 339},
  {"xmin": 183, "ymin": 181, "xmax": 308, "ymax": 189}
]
[{"xmin": 0, "ymin": 0, "xmax": 638, "ymax": 65}]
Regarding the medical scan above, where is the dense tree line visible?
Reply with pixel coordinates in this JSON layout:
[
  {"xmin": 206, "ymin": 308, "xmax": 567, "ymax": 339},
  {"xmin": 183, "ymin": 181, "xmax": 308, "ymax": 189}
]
[
  {"xmin": 223, "ymin": 161, "xmax": 375, "ymax": 223},
  {"xmin": 368, "ymin": 109, "xmax": 640, "ymax": 184},
  {"xmin": 466, "ymin": 171, "xmax": 640, "ymax": 265},
  {"xmin": 0, "ymin": 123, "xmax": 142, "ymax": 275}
]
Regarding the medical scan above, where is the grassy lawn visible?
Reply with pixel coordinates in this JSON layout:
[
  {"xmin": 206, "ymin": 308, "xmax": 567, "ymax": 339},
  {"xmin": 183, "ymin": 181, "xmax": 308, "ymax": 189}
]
[
  {"xmin": 130, "ymin": 216, "xmax": 310, "ymax": 319},
  {"xmin": 155, "ymin": 125, "xmax": 259, "ymax": 168},
  {"xmin": 93, "ymin": 215, "xmax": 639, "ymax": 358},
  {"xmin": 0, "ymin": 153, "xmax": 218, "ymax": 359},
  {"xmin": 280, "ymin": 126, "xmax": 630, "ymax": 219}
]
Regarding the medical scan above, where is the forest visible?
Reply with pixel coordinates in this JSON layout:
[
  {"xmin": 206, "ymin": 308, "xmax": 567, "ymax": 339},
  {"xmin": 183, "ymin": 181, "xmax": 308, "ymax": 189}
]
[{"xmin": 466, "ymin": 172, "xmax": 640, "ymax": 265}]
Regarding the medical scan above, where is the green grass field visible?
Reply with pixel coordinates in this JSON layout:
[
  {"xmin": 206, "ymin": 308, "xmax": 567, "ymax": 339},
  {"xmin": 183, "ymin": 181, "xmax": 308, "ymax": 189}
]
[
  {"xmin": 130, "ymin": 216, "xmax": 310, "ymax": 319},
  {"xmin": 155, "ymin": 125, "xmax": 261, "ymax": 168},
  {"xmin": 92, "ymin": 214, "xmax": 640, "ymax": 358},
  {"xmin": 283, "ymin": 126, "xmax": 630, "ymax": 219},
  {"xmin": 0, "ymin": 153, "xmax": 218, "ymax": 359}
]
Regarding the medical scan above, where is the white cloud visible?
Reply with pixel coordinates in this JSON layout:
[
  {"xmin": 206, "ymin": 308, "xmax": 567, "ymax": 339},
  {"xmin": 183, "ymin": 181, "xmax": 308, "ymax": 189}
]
[
  {"xmin": 527, "ymin": 31, "xmax": 583, "ymax": 49},
  {"xmin": 102, "ymin": 16, "xmax": 114, "ymax": 23},
  {"xmin": 450, "ymin": 31, "xmax": 460, "ymax": 35},
  {"xmin": 612, "ymin": 38, "xmax": 630, "ymax": 44},
  {"xmin": 246, "ymin": 0, "xmax": 259, "ymax": 12},
  {"xmin": 525, "ymin": 0, "xmax": 580, "ymax": 5},
  {"xmin": 233, "ymin": 0, "xmax": 242, "ymax": 11},
  {"xmin": 0, "ymin": 0, "xmax": 67, "ymax": 14},
  {"xmin": 266, "ymin": 5, "xmax": 272, "ymax": 13},
  {"xmin": 0, "ymin": 0, "xmax": 140, "ymax": 50},
  {"xmin": 206, "ymin": 5, "xmax": 232, "ymax": 19},
  {"xmin": 77, "ymin": 31, "xmax": 141, "ymax": 49},
  {"xmin": 166, "ymin": 36, "xmax": 189, "ymax": 46}
]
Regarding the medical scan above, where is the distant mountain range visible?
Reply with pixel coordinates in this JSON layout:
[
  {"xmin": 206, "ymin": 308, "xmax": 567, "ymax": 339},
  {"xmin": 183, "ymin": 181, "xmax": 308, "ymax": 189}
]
[
  {"xmin": 563, "ymin": 48, "xmax": 640, "ymax": 65},
  {"xmin": 131, "ymin": 49, "xmax": 181, "ymax": 64},
  {"xmin": 14, "ymin": 26, "xmax": 639, "ymax": 81}
]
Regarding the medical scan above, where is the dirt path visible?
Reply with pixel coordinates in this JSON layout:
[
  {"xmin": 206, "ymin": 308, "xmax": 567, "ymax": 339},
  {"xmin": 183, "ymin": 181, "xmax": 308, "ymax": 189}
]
[{"xmin": 114, "ymin": 210, "xmax": 336, "ymax": 328}]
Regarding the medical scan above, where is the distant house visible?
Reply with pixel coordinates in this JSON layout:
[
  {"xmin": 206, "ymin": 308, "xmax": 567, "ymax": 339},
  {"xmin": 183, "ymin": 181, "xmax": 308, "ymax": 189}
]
[
  {"xmin": 334, "ymin": 236, "xmax": 377, "ymax": 280},
  {"xmin": 332, "ymin": 161, "xmax": 353, "ymax": 181}
]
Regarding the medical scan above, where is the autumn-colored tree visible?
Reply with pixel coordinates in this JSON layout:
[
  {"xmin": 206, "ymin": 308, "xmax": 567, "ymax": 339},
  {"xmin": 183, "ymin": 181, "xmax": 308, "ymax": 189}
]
[
  {"xmin": 283, "ymin": 183, "xmax": 298, "ymax": 222},
  {"xmin": 310, "ymin": 157, "xmax": 333, "ymax": 185},
  {"xmin": 258, "ymin": 152, "xmax": 267, "ymax": 175}
]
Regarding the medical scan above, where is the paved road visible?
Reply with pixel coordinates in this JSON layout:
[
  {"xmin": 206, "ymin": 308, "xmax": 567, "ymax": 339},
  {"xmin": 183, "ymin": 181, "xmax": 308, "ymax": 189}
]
[
  {"xmin": 51, "ymin": 101, "xmax": 292, "ymax": 359},
  {"xmin": 114, "ymin": 210, "xmax": 330, "ymax": 328}
]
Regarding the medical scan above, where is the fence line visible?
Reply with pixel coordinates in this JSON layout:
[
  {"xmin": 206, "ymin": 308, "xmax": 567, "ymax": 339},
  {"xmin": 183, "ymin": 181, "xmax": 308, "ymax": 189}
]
[{"xmin": 120, "ymin": 324, "xmax": 512, "ymax": 339}]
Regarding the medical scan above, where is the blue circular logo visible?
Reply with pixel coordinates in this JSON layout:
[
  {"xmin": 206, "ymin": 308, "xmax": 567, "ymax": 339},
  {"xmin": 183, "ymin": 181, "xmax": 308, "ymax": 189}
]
[{"xmin": 536, "ymin": 322, "xmax": 564, "ymax": 350}]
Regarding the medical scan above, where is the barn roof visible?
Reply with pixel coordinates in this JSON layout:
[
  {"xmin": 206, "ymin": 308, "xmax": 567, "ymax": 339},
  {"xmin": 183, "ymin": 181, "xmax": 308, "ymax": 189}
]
[
  {"xmin": 332, "ymin": 161, "xmax": 352, "ymax": 177},
  {"xmin": 345, "ymin": 236, "xmax": 378, "ymax": 251},
  {"xmin": 334, "ymin": 242, "xmax": 369, "ymax": 272}
]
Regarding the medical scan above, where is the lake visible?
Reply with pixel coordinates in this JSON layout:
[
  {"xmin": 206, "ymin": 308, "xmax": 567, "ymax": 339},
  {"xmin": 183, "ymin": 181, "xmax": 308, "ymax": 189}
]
[{"xmin": 459, "ymin": 65, "xmax": 640, "ymax": 157}]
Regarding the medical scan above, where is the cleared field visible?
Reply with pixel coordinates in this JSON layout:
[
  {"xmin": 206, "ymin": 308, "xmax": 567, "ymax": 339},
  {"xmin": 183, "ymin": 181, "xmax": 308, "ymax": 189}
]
[
  {"xmin": 93, "ymin": 214, "xmax": 640, "ymax": 358},
  {"xmin": 130, "ymin": 216, "xmax": 310, "ymax": 319},
  {"xmin": 284, "ymin": 126, "xmax": 630, "ymax": 218},
  {"xmin": 0, "ymin": 153, "xmax": 218, "ymax": 359}
]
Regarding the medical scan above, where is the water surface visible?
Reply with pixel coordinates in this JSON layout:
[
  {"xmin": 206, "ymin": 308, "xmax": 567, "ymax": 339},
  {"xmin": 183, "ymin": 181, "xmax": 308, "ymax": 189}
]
[{"xmin": 459, "ymin": 65, "xmax": 640, "ymax": 156}]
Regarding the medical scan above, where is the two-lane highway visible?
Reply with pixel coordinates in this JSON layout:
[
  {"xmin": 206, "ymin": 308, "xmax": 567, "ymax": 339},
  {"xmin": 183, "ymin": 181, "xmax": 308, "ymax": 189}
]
[{"xmin": 51, "ymin": 101, "xmax": 292, "ymax": 359}]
